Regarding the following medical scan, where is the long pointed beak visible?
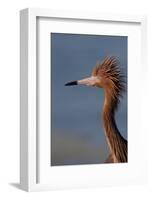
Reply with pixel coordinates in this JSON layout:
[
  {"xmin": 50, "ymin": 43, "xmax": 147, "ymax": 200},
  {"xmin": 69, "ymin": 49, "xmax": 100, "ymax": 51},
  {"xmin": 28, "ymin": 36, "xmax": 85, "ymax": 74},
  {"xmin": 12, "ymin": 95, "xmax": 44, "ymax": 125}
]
[{"xmin": 65, "ymin": 76, "xmax": 99, "ymax": 87}]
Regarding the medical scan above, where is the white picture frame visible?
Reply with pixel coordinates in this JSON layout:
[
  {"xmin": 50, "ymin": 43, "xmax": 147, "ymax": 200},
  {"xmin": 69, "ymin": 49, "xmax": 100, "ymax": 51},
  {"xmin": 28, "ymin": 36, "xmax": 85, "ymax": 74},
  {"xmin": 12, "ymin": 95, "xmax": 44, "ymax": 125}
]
[{"xmin": 20, "ymin": 8, "xmax": 147, "ymax": 192}]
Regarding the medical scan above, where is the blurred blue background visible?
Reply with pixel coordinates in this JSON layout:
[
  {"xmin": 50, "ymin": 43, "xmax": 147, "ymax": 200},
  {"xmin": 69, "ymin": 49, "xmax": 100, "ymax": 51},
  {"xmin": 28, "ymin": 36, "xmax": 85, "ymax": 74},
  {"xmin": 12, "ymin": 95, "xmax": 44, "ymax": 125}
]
[{"xmin": 51, "ymin": 33, "xmax": 127, "ymax": 166}]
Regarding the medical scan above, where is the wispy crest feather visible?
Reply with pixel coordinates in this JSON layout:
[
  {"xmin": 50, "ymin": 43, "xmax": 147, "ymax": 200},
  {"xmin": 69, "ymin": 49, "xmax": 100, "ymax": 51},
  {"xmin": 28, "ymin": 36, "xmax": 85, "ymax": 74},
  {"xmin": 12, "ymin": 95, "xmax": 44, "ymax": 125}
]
[{"xmin": 92, "ymin": 56, "xmax": 126, "ymax": 109}]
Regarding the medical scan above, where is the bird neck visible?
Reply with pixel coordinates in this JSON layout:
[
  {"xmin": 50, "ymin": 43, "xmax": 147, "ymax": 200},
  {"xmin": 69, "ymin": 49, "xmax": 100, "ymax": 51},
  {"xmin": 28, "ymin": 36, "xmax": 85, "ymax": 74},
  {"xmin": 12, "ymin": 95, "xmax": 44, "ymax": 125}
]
[
  {"xmin": 103, "ymin": 89, "xmax": 126, "ymax": 162},
  {"xmin": 103, "ymin": 89, "xmax": 119, "ymax": 135}
]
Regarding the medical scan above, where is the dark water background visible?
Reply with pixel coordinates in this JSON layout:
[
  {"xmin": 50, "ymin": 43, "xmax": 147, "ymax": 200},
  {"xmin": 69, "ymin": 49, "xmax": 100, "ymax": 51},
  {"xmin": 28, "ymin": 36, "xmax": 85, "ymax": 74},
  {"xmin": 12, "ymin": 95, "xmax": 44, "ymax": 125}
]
[{"xmin": 51, "ymin": 33, "xmax": 127, "ymax": 166}]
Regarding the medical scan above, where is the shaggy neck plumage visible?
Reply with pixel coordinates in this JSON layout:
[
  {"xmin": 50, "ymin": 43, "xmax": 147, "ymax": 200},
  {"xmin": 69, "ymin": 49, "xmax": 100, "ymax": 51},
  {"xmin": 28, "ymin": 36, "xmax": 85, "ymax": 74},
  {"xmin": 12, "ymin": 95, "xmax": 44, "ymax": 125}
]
[{"xmin": 103, "ymin": 89, "xmax": 127, "ymax": 163}]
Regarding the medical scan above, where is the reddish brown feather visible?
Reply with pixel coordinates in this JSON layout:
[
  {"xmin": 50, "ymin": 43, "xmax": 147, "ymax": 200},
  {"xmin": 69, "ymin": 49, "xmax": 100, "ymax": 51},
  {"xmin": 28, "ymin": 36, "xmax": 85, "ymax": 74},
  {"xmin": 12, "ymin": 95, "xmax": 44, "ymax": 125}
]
[
  {"xmin": 93, "ymin": 56, "xmax": 127, "ymax": 163},
  {"xmin": 93, "ymin": 56, "xmax": 126, "ymax": 110}
]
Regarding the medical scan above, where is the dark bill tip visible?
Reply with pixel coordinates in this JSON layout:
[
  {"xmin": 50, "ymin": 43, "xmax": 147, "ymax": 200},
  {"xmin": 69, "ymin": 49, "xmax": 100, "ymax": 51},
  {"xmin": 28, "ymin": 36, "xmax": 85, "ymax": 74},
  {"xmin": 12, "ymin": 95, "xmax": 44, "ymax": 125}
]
[{"xmin": 65, "ymin": 81, "xmax": 78, "ymax": 86}]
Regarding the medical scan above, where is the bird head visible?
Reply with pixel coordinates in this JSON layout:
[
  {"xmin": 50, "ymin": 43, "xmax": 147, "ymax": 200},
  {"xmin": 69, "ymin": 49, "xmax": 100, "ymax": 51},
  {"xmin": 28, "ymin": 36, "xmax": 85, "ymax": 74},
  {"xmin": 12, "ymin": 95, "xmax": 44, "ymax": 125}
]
[{"xmin": 65, "ymin": 56, "xmax": 125, "ymax": 94}]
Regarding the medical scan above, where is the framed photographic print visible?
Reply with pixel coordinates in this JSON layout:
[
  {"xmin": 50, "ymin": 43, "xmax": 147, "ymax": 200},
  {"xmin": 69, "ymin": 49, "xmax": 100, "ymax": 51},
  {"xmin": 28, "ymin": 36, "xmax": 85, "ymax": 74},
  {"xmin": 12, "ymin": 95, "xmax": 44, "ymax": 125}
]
[{"xmin": 20, "ymin": 8, "xmax": 147, "ymax": 191}]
